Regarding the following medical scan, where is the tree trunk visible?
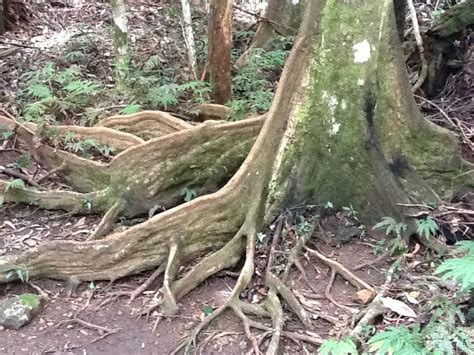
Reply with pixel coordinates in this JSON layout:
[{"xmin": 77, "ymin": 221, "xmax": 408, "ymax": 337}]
[
  {"xmin": 208, "ymin": 0, "xmax": 232, "ymax": 104},
  {"xmin": 0, "ymin": 0, "xmax": 9, "ymax": 34},
  {"xmin": 235, "ymin": 0, "xmax": 304, "ymax": 69},
  {"xmin": 110, "ymin": 0, "xmax": 129, "ymax": 89},
  {"xmin": 423, "ymin": 0, "xmax": 474, "ymax": 97},
  {"xmin": 267, "ymin": 0, "xmax": 473, "ymax": 227}
]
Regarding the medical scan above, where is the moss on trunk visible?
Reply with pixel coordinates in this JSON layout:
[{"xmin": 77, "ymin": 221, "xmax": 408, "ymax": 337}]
[{"xmin": 267, "ymin": 0, "xmax": 473, "ymax": 224}]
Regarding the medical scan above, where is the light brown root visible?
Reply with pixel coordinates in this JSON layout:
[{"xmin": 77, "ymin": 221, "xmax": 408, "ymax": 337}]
[
  {"xmin": 266, "ymin": 272, "xmax": 313, "ymax": 329},
  {"xmin": 353, "ymin": 250, "xmax": 392, "ymax": 271},
  {"xmin": 129, "ymin": 264, "xmax": 166, "ymax": 302},
  {"xmin": 95, "ymin": 110, "xmax": 193, "ymax": 140},
  {"xmin": 350, "ymin": 258, "xmax": 403, "ymax": 342},
  {"xmin": 325, "ymin": 269, "xmax": 352, "ymax": 312},
  {"xmin": 263, "ymin": 289, "xmax": 284, "ymax": 355},
  {"xmin": 305, "ymin": 247, "xmax": 375, "ymax": 292},
  {"xmin": 88, "ymin": 200, "xmax": 124, "ymax": 240},
  {"xmin": 175, "ymin": 221, "xmax": 257, "ymax": 354},
  {"xmin": 0, "ymin": 180, "xmax": 111, "ymax": 213},
  {"xmin": 160, "ymin": 240, "xmax": 182, "ymax": 315}
]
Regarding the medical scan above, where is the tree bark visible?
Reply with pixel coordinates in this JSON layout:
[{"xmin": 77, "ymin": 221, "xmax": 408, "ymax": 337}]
[
  {"xmin": 110, "ymin": 0, "xmax": 129, "ymax": 89},
  {"xmin": 0, "ymin": 0, "xmax": 9, "ymax": 34},
  {"xmin": 266, "ymin": 0, "xmax": 474, "ymax": 226},
  {"xmin": 208, "ymin": 0, "xmax": 232, "ymax": 104},
  {"xmin": 423, "ymin": 0, "xmax": 474, "ymax": 97},
  {"xmin": 235, "ymin": 0, "xmax": 304, "ymax": 69}
]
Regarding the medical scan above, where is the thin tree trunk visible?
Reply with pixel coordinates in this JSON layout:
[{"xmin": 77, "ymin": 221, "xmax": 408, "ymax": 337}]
[
  {"xmin": 208, "ymin": 0, "xmax": 232, "ymax": 104},
  {"xmin": 111, "ymin": 0, "xmax": 129, "ymax": 89},
  {"xmin": 180, "ymin": 0, "xmax": 197, "ymax": 80}
]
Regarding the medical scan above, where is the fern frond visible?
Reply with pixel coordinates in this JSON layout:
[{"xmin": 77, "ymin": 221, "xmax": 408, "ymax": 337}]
[{"xmin": 27, "ymin": 84, "xmax": 53, "ymax": 99}]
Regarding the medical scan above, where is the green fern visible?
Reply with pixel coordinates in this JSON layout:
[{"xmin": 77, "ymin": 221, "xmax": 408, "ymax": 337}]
[
  {"xmin": 27, "ymin": 84, "xmax": 53, "ymax": 99},
  {"xmin": 145, "ymin": 84, "xmax": 179, "ymax": 108},
  {"xmin": 435, "ymin": 241, "xmax": 474, "ymax": 292},
  {"xmin": 374, "ymin": 217, "xmax": 407, "ymax": 238},
  {"xmin": 5, "ymin": 179, "xmax": 26, "ymax": 191},
  {"xmin": 417, "ymin": 216, "xmax": 438, "ymax": 239},
  {"xmin": 120, "ymin": 104, "xmax": 142, "ymax": 115},
  {"xmin": 368, "ymin": 325, "xmax": 425, "ymax": 355},
  {"xmin": 319, "ymin": 337, "xmax": 358, "ymax": 355}
]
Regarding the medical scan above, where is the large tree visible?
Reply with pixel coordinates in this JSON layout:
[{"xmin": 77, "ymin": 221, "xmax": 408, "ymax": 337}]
[{"xmin": 1, "ymin": 0, "xmax": 473, "ymax": 352}]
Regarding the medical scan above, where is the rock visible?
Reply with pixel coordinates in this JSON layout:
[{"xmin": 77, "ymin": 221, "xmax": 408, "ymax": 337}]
[{"xmin": 0, "ymin": 293, "xmax": 42, "ymax": 330}]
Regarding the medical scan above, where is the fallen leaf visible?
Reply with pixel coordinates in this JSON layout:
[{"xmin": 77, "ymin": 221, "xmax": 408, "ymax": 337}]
[
  {"xmin": 405, "ymin": 291, "xmax": 420, "ymax": 304},
  {"xmin": 356, "ymin": 289, "xmax": 375, "ymax": 304},
  {"xmin": 381, "ymin": 296, "xmax": 417, "ymax": 318},
  {"xmin": 3, "ymin": 221, "xmax": 16, "ymax": 230}
]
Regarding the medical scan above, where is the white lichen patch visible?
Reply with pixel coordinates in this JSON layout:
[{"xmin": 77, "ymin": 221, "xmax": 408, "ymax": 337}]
[
  {"xmin": 328, "ymin": 122, "xmax": 341, "ymax": 136},
  {"xmin": 353, "ymin": 39, "xmax": 371, "ymax": 63}
]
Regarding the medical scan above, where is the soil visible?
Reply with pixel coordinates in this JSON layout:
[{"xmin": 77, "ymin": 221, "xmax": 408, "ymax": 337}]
[{"xmin": 0, "ymin": 203, "xmax": 398, "ymax": 354}]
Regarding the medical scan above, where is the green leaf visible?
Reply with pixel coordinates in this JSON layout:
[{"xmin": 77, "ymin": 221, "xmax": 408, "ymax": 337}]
[
  {"xmin": 120, "ymin": 104, "xmax": 141, "ymax": 115},
  {"xmin": 5, "ymin": 179, "xmax": 25, "ymax": 191},
  {"xmin": 435, "ymin": 241, "xmax": 474, "ymax": 292},
  {"xmin": 202, "ymin": 305, "xmax": 214, "ymax": 316},
  {"xmin": 181, "ymin": 187, "xmax": 197, "ymax": 202},
  {"xmin": 27, "ymin": 84, "xmax": 52, "ymax": 99},
  {"xmin": 319, "ymin": 337, "xmax": 358, "ymax": 355},
  {"xmin": 19, "ymin": 293, "xmax": 40, "ymax": 308},
  {"xmin": 16, "ymin": 153, "xmax": 31, "ymax": 169},
  {"xmin": 368, "ymin": 325, "xmax": 424, "ymax": 355},
  {"xmin": 416, "ymin": 217, "xmax": 438, "ymax": 239}
]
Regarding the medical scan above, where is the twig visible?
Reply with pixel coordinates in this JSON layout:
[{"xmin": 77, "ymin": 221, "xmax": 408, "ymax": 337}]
[{"xmin": 408, "ymin": 0, "xmax": 428, "ymax": 93}]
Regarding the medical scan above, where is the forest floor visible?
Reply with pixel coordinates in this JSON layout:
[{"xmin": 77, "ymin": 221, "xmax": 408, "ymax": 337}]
[
  {"xmin": 0, "ymin": 203, "xmax": 422, "ymax": 355},
  {"xmin": 0, "ymin": 0, "xmax": 473, "ymax": 354}
]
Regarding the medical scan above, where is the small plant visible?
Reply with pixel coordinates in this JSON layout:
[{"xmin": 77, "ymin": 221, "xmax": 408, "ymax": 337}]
[
  {"xmin": 229, "ymin": 44, "xmax": 289, "ymax": 120},
  {"xmin": 374, "ymin": 217, "xmax": 407, "ymax": 239},
  {"xmin": 416, "ymin": 216, "xmax": 438, "ymax": 239},
  {"xmin": 15, "ymin": 153, "xmax": 31, "ymax": 169},
  {"xmin": 436, "ymin": 241, "xmax": 474, "ymax": 292},
  {"xmin": 422, "ymin": 296, "xmax": 474, "ymax": 354},
  {"xmin": 5, "ymin": 267, "xmax": 29, "ymax": 282},
  {"xmin": 83, "ymin": 197, "xmax": 92, "ymax": 210},
  {"xmin": 368, "ymin": 325, "xmax": 424, "ymax": 354},
  {"xmin": 1, "ymin": 126, "xmax": 14, "ymax": 140},
  {"xmin": 374, "ymin": 217, "xmax": 409, "ymax": 255},
  {"xmin": 181, "ymin": 187, "xmax": 197, "ymax": 202},
  {"xmin": 319, "ymin": 337, "xmax": 358, "ymax": 355},
  {"xmin": 343, "ymin": 204, "xmax": 359, "ymax": 220},
  {"xmin": 120, "ymin": 104, "xmax": 142, "ymax": 115},
  {"xmin": 5, "ymin": 179, "xmax": 25, "ymax": 191},
  {"xmin": 17, "ymin": 62, "xmax": 102, "ymax": 123},
  {"xmin": 19, "ymin": 293, "xmax": 40, "ymax": 308}
]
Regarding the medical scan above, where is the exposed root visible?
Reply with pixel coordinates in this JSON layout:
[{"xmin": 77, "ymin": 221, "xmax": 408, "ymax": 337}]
[
  {"xmin": 95, "ymin": 110, "xmax": 192, "ymax": 139},
  {"xmin": 88, "ymin": 200, "xmax": 125, "ymax": 240},
  {"xmin": 160, "ymin": 240, "xmax": 182, "ymax": 315},
  {"xmin": 0, "ymin": 166, "xmax": 41, "ymax": 188},
  {"xmin": 0, "ymin": 180, "xmax": 111, "ymax": 213},
  {"xmin": 350, "ymin": 258, "xmax": 403, "ymax": 341},
  {"xmin": 305, "ymin": 247, "xmax": 375, "ymax": 292},
  {"xmin": 353, "ymin": 250, "xmax": 392, "ymax": 271},
  {"xmin": 129, "ymin": 264, "xmax": 166, "ymax": 302}
]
